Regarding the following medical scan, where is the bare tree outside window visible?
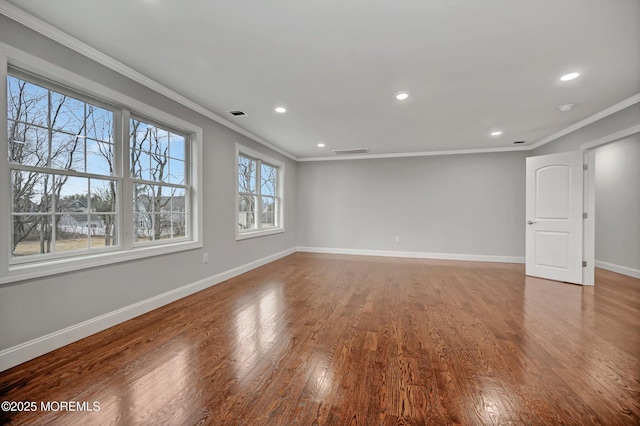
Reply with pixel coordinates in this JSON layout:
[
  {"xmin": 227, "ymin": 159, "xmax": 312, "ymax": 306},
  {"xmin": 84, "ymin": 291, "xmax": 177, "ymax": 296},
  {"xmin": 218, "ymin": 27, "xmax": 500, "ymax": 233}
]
[
  {"xmin": 260, "ymin": 163, "xmax": 278, "ymax": 228},
  {"xmin": 3, "ymin": 69, "xmax": 197, "ymax": 274},
  {"xmin": 130, "ymin": 118, "xmax": 187, "ymax": 242},
  {"xmin": 238, "ymin": 155, "xmax": 257, "ymax": 230},
  {"xmin": 237, "ymin": 151, "xmax": 280, "ymax": 234},
  {"xmin": 7, "ymin": 75, "xmax": 116, "ymax": 257}
]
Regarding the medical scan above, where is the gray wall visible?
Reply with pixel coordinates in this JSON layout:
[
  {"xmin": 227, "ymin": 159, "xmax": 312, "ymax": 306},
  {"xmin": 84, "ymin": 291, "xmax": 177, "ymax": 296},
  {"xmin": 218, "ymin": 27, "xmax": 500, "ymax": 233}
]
[
  {"xmin": 297, "ymin": 152, "xmax": 526, "ymax": 257},
  {"xmin": 0, "ymin": 16, "xmax": 297, "ymax": 351},
  {"xmin": 594, "ymin": 135, "xmax": 640, "ymax": 271}
]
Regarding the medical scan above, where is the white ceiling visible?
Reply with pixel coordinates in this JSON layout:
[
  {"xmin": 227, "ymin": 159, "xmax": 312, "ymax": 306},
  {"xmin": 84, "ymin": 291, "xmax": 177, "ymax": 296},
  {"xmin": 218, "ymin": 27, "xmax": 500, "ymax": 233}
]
[{"xmin": 4, "ymin": 0, "xmax": 640, "ymax": 159}]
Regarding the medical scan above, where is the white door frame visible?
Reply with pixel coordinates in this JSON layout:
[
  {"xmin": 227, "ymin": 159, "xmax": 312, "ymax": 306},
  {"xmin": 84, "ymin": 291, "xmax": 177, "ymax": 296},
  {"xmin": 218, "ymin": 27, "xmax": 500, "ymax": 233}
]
[{"xmin": 580, "ymin": 124, "xmax": 640, "ymax": 285}]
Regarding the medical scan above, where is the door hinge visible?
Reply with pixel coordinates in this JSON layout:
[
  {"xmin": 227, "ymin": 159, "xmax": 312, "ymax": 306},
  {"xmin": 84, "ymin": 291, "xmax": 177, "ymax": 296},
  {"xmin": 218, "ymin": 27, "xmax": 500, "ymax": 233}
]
[
  {"xmin": 583, "ymin": 212, "xmax": 588, "ymax": 219},
  {"xmin": 583, "ymin": 164, "xmax": 588, "ymax": 171},
  {"xmin": 582, "ymin": 261, "xmax": 587, "ymax": 267}
]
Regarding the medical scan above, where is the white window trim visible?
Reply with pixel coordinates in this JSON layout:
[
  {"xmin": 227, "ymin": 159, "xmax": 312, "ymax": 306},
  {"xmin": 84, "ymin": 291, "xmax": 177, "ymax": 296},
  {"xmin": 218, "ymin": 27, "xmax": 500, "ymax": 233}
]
[
  {"xmin": 235, "ymin": 144, "xmax": 285, "ymax": 241},
  {"xmin": 0, "ymin": 43, "xmax": 203, "ymax": 285},
  {"xmin": 128, "ymin": 112, "xmax": 192, "ymax": 248},
  {"xmin": 6, "ymin": 69, "xmax": 125, "ymax": 267}
]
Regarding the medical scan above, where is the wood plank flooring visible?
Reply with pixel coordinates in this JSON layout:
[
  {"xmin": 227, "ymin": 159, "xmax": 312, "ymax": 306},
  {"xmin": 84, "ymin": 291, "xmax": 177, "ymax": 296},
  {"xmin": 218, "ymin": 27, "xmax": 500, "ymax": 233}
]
[{"xmin": 1, "ymin": 253, "xmax": 639, "ymax": 425}]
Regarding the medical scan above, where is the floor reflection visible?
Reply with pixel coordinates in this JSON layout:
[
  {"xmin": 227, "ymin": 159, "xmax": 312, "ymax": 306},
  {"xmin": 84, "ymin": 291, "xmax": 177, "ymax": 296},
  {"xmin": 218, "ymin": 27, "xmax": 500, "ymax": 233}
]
[
  {"xmin": 523, "ymin": 276, "xmax": 584, "ymax": 331},
  {"xmin": 309, "ymin": 352, "xmax": 334, "ymax": 402},
  {"xmin": 234, "ymin": 282, "xmax": 287, "ymax": 382},
  {"xmin": 128, "ymin": 346, "xmax": 192, "ymax": 422},
  {"xmin": 79, "ymin": 343, "xmax": 195, "ymax": 425},
  {"xmin": 522, "ymin": 276, "xmax": 591, "ymax": 383}
]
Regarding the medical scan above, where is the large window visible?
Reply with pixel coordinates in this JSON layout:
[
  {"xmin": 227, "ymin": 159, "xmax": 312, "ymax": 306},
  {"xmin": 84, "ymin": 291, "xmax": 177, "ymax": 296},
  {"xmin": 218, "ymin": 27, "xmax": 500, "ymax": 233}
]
[
  {"xmin": 2, "ymin": 65, "xmax": 202, "ymax": 283},
  {"xmin": 237, "ymin": 145, "xmax": 284, "ymax": 239},
  {"xmin": 8, "ymin": 73, "xmax": 118, "ymax": 261}
]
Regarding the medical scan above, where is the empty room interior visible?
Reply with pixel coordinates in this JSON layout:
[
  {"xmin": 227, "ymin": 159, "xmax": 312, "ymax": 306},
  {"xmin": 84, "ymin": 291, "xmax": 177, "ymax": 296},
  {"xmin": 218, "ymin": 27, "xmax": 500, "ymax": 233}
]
[{"xmin": 0, "ymin": 1, "xmax": 639, "ymax": 425}]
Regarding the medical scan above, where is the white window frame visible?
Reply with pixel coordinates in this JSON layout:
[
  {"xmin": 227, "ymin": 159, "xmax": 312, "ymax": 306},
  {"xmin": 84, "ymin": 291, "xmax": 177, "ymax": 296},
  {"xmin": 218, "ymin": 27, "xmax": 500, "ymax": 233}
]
[
  {"xmin": 0, "ymin": 44, "xmax": 203, "ymax": 285},
  {"xmin": 235, "ymin": 144, "xmax": 284, "ymax": 240},
  {"xmin": 129, "ymin": 113, "xmax": 192, "ymax": 248},
  {"xmin": 7, "ymin": 69, "xmax": 123, "ymax": 266}
]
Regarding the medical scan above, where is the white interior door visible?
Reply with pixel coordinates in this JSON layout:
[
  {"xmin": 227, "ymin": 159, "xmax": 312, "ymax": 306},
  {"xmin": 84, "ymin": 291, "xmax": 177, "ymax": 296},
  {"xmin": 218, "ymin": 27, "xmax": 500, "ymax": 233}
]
[{"xmin": 526, "ymin": 151, "xmax": 584, "ymax": 284}]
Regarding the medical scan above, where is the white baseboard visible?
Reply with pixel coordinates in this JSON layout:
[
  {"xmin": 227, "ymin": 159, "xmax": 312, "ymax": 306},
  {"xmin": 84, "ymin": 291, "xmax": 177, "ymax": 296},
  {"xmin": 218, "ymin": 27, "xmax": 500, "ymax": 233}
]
[
  {"xmin": 0, "ymin": 247, "xmax": 296, "ymax": 372},
  {"xmin": 595, "ymin": 260, "xmax": 640, "ymax": 279},
  {"xmin": 297, "ymin": 246, "xmax": 525, "ymax": 264}
]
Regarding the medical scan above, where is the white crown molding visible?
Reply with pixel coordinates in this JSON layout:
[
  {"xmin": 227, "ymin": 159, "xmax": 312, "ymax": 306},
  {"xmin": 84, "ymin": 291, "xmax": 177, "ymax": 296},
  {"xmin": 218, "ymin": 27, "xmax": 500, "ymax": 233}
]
[
  {"xmin": 580, "ymin": 124, "xmax": 640, "ymax": 151},
  {"xmin": 298, "ymin": 145, "xmax": 531, "ymax": 162},
  {"xmin": 528, "ymin": 93, "xmax": 640, "ymax": 150},
  {"xmin": 298, "ymin": 93, "xmax": 640, "ymax": 161},
  {"xmin": 0, "ymin": 0, "xmax": 298, "ymax": 161}
]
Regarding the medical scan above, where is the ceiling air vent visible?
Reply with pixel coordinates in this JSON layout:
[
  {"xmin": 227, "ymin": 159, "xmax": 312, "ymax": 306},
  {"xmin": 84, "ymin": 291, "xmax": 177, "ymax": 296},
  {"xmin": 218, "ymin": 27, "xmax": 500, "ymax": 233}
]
[
  {"xmin": 333, "ymin": 148, "xmax": 370, "ymax": 155},
  {"xmin": 228, "ymin": 110, "xmax": 247, "ymax": 117},
  {"xmin": 513, "ymin": 140, "xmax": 526, "ymax": 144}
]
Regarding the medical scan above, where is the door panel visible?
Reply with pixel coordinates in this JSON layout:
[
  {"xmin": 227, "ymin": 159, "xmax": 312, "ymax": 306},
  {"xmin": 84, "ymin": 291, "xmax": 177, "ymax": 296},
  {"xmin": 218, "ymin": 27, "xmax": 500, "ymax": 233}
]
[
  {"xmin": 535, "ymin": 231, "xmax": 569, "ymax": 268},
  {"xmin": 526, "ymin": 152, "xmax": 583, "ymax": 284},
  {"xmin": 536, "ymin": 166, "xmax": 570, "ymax": 219}
]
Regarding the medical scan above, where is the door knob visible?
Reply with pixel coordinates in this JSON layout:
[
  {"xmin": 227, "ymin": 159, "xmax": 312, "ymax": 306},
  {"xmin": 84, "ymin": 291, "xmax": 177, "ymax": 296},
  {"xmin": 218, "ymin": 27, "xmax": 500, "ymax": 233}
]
[{"xmin": 527, "ymin": 220, "xmax": 537, "ymax": 225}]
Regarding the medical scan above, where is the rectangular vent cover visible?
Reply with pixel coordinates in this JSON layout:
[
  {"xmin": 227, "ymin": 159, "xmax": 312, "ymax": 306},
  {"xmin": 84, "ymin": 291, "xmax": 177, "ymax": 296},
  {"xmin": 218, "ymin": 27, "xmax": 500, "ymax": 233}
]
[
  {"xmin": 228, "ymin": 110, "xmax": 247, "ymax": 117},
  {"xmin": 333, "ymin": 148, "xmax": 370, "ymax": 155}
]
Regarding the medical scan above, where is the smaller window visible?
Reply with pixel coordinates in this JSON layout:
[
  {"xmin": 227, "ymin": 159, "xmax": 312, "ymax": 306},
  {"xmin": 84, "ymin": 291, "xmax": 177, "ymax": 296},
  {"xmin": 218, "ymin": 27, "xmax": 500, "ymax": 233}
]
[
  {"xmin": 236, "ymin": 145, "xmax": 284, "ymax": 239},
  {"xmin": 130, "ymin": 116, "xmax": 190, "ymax": 245}
]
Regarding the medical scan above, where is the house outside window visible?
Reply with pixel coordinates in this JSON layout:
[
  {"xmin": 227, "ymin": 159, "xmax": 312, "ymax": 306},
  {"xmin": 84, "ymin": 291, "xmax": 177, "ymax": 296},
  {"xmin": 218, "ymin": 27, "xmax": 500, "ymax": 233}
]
[
  {"xmin": 130, "ymin": 116, "xmax": 189, "ymax": 244},
  {"xmin": 7, "ymin": 72, "xmax": 118, "ymax": 261}
]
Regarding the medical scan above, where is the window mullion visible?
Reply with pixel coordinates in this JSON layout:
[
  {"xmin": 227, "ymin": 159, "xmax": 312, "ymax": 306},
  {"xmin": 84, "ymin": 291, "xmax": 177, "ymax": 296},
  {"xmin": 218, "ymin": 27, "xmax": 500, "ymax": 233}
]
[
  {"xmin": 0, "ymin": 54, "xmax": 8, "ymax": 274},
  {"xmin": 120, "ymin": 108, "xmax": 133, "ymax": 251},
  {"xmin": 131, "ymin": 178, "xmax": 188, "ymax": 190},
  {"xmin": 185, "ymin": 133, "xmax": 191, "ymax": 239},
  {"xmin": 256, "ymin": 159, "xmax": 262, "ymax": 231},
  {"xmin": 51, "ymin": 174, "xmax": 57, "ymax": 254},
  {"xmin": 278, "ymin": 166, "xmax": 283, "ymax": 228},
  {"xmin": 8, "ymin": 164, "xmax": 114, "ymax": 180},
  {"xmin": 87, "ymin": 177, "xmax": 92, "ymax": 249},
  {"xmin": 47, "ymin": 89, "xmax": 52, "ymax": 169}
]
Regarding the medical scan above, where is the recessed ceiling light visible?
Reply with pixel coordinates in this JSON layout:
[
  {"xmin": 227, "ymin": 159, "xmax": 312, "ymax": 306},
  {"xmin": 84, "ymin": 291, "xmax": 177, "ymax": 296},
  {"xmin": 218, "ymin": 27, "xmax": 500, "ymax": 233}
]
[
  {"xmin": 394, "ymin": 91, "xmax": 410, "ymax": 101},
  {"xmin": 560, "ymin": 72, "xmax": 580, "ymax": 81},
  {"xmin": 317, "ymin": 143, "xmax": 326, "ymax": 148},
  {"xmin": 558, "ymin": 103, "xmax": 574, "ymax": 112},
  {"xmin": 490, "ymin": 131, "xmax": 503, "ymax": 136},
  {"xmin": 275, "ymin": 107, "xmax": 287, "ymax": 113}
]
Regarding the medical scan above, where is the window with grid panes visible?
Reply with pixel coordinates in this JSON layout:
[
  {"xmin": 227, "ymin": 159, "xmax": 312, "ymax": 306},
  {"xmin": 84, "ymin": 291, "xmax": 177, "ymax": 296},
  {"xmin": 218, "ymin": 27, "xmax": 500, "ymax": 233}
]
[
  {"xmin": 4, "ymin": 68, "xmax": 199, "ymax": 275},
  {"xmin": 237, "ymin": 147, "xmax": 283, "ymax": 237},
  {"xmin": 7, "ymin": 72, "xmax": 118, "ymax": 261},
  {"xmin": 130, "ymin": 117, "xmax": 189, "ymax": 243}
]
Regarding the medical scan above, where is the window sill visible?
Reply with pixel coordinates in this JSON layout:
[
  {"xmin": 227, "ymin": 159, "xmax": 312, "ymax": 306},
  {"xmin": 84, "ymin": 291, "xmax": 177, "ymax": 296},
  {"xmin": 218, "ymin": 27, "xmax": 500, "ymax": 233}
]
[
  {"xmin": 236, "ymin": 228, "xmax": 284, "ymax": 241},
  {"xmin": 0, "ymin": 240, "xmax": 202, "ymax": 285}
]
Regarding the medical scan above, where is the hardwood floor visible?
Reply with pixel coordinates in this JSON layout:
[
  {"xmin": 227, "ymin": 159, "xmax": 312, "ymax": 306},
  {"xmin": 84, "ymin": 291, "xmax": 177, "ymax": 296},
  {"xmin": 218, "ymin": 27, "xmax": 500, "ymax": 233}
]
[{"xmin": 1, "ymin": 253, "xmax": 639, "ymax": 425}]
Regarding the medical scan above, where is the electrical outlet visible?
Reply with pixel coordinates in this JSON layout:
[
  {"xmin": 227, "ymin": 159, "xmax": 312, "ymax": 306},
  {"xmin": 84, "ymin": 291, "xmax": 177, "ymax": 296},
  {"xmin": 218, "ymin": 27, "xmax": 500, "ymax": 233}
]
[
  {"xmin": 395, "ymin": 236, "xmax": 400, "ymax": 243},
  {"xmin": 203, "ymin": 252, "xmax": 209, "ymax": 263}
]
